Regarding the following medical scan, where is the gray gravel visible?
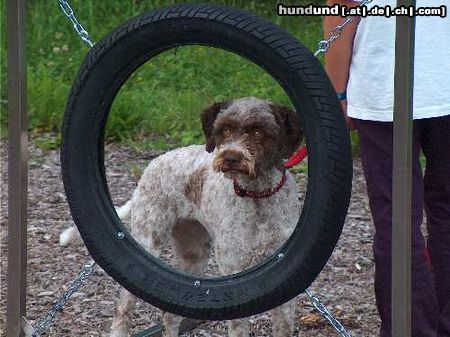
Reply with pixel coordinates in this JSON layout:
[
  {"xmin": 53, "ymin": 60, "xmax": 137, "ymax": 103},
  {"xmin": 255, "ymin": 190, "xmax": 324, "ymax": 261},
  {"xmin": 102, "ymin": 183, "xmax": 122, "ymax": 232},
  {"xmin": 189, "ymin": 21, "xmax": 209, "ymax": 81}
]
[{"xmin": 0, "ymin": 140, "xmax": 379, "ymax": 336}]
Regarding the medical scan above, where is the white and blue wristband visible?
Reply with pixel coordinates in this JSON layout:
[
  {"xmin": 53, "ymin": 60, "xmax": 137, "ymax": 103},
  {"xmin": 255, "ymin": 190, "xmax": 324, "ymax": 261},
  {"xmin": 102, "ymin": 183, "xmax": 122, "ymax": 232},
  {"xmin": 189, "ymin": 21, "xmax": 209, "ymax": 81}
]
[{"xmin": 337, "ymin": 91, "xmax": 347, "ymax": 101}]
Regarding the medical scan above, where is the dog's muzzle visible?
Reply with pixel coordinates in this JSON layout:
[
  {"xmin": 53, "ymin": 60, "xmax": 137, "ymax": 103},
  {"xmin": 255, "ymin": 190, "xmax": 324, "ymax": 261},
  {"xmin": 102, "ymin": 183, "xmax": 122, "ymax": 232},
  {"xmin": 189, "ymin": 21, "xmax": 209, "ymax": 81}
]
[{"xmin": 213, "ymin": 147, "xmax": 256, "ymax": 178}]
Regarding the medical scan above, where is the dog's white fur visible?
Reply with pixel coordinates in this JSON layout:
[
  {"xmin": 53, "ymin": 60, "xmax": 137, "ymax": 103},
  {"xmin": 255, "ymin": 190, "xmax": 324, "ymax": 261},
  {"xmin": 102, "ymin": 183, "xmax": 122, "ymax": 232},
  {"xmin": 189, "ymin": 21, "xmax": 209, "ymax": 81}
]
[{"xmin": 60, "ymin": 98, "xmax": 302, "ymax": 337}]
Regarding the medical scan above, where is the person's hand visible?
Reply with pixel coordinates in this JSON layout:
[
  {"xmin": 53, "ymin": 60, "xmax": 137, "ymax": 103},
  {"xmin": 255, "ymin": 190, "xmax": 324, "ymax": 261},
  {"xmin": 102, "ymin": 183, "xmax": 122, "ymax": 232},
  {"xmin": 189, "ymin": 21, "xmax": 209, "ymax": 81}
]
[{"xmin": 340, "ymin": 100, "xmax": 356, "ymax": 130}]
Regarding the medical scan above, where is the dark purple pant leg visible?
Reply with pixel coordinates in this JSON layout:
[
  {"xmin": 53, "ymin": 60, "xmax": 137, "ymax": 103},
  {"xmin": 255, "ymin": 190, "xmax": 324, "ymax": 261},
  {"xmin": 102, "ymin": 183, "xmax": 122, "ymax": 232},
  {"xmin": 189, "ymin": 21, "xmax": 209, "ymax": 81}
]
[
  {"xmin": 354, "ymin": 119, "xmax": 439, "ymax": 337},
  {"xmin": 420, "ymin": 115, "xmax": 450, "ymax": 337}
]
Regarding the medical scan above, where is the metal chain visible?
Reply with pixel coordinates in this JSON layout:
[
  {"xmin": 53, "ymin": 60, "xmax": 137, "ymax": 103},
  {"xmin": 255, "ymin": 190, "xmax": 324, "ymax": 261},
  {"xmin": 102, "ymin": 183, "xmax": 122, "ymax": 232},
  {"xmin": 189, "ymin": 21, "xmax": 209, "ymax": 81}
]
[
  {"xmin": 305, "ymin": 289, "xmax": 352, "ymax": 337},
  {"xmin": 310, "ymin": 1, "xmax": 377, "ymax": 330},
  {"xmin": 314, "ymin": 0, "xmax": 374, "ymax": 56},
  {"xmin": 22, "ymin": 1, "xmax": 97, "ymax": 335},
  {"xmin": 23, "ymin": 2, "xmax": 95, "ymax": 335},
  {"xmin": 29, "ymin": 260, "xmax": 96, "ymax": 336},
  {"xmin": 26, "ymin": 265, "xmax": 350, "ymax": 337},
  {"xmin": 58, "ymin": 0, "xmax": 94, "ymax": 47}
]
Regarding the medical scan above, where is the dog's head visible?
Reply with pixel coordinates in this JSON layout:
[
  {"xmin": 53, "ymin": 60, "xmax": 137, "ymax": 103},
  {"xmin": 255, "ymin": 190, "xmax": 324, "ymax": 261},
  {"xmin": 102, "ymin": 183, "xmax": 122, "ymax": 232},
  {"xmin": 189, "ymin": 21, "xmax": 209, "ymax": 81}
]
[{"xmin": 201, "ymin": 97, "xmax": 303, "ymax": 179}]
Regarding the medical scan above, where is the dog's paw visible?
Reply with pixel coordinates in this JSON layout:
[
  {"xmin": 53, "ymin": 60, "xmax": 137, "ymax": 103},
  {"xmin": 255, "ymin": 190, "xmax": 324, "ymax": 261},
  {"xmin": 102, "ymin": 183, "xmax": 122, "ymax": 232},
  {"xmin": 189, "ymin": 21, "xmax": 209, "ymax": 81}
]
[
  {"xmin": 59, "ymin": 226, "xmax": 79, "ymax": 246},
  {"xmin": 108, "ymin": 326, "xmax": 129, "ymax": 337}
]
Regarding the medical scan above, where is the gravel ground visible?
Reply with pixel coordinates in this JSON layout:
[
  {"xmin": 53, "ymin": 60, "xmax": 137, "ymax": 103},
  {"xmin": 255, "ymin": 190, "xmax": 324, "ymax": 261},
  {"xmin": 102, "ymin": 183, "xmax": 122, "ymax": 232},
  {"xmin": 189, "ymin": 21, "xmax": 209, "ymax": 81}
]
[{"xmin": 0, "ymin": 140, "xmax": 380, "ymax": 336}]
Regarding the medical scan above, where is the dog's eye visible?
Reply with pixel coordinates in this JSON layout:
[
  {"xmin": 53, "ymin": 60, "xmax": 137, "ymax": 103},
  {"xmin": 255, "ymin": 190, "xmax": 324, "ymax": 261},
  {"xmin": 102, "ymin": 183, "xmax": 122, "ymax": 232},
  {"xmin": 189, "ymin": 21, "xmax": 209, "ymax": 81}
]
[
  {"xmin": 223, "ymin": 128, "xmax": 233, "ymax": 136},
  {"xmin": 252, "ymin": 129, "xmax": 263, "ymax": 137}
]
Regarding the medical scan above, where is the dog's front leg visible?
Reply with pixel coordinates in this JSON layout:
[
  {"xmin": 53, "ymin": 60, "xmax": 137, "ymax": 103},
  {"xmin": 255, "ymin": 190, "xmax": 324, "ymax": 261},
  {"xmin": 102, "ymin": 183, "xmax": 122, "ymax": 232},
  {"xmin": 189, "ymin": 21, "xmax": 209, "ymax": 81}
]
[
  {"xmin": 270, "ymin": 300, "xmax": 295, "ymax": 337},
  {"xmin": 227, "ymin": 319, "xmax": 250, "ymax": 337},
  {"xmin": 109, "ymin": 288, "xmax": 137, "ymax": 337},
  {"xmin": 161, "ymin": 312, "xmax": 183, "ymax": 337}
]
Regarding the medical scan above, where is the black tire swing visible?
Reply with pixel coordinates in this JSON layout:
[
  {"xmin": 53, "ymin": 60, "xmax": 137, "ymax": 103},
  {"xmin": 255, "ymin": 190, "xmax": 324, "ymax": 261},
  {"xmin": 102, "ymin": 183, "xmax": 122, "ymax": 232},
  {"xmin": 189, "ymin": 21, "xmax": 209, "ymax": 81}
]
[{"xmin": 61, "ymin": 4, "xmax": 352, "ymax": 320}]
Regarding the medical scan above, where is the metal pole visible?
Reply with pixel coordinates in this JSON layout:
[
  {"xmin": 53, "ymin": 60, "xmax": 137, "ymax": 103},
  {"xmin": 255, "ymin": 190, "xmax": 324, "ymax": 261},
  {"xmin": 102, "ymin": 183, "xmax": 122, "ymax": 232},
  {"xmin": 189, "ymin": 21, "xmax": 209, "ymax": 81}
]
[
  {"xmin": 392, "ymin": 1, "xmax": 416, "ymax": 336},
  {"xmin": 6, "ymin": 0, "xmax": 28, "ymax": 336}
]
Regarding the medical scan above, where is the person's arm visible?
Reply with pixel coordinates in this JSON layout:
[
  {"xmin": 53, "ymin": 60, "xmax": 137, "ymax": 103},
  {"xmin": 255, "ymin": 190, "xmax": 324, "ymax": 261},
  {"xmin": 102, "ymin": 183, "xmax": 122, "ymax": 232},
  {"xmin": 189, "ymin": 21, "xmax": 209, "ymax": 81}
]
[{"xmin": 324, "ymin": 0, "xmax": 360, "ymax": 129}]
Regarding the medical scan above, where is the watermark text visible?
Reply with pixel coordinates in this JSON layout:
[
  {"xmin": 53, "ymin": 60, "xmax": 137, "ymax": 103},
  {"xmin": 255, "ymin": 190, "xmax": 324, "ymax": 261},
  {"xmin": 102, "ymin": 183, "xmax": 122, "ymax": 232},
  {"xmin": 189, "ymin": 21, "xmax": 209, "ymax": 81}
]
[{"xmin": 277, "ymin": 3, "xmax": 447, "ymax": 18}]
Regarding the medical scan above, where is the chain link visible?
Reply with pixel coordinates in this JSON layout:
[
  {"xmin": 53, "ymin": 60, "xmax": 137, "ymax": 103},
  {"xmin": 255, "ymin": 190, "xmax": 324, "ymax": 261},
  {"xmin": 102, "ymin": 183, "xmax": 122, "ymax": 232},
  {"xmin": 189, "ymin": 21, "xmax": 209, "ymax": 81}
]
[
  {"xmin": 58, "ymin": 0, "xmax": 94, "ymax": 47},
  {"xmin": 23, "ymin": 1, "xmax": 98, "ymax": 334},
  {"xmin": 29, "ymin": 260, "xmax": 96, "ymax": 336},
  {"xmin": 314, "ymin": 0, "xmax": 374, "ymax": 56},
  {"xmin": 305, "ymin": 289, "xmax": 352, "ymax": 337},
  {"xmin": 26, "ymin": 265, "xmax": 350, "ymax": 337},
  {"xmin": 310, "ymin": 2, "xmax": 376, "ymax": 332}
]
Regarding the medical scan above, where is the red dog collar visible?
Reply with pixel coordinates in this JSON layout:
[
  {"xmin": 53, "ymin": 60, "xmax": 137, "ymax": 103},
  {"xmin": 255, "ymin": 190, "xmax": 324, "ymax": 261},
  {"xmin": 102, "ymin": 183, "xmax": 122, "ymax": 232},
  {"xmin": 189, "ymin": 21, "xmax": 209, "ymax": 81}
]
[{"xmin": 233, "ymin": 146, "xmax": 308, "ymax": 199}]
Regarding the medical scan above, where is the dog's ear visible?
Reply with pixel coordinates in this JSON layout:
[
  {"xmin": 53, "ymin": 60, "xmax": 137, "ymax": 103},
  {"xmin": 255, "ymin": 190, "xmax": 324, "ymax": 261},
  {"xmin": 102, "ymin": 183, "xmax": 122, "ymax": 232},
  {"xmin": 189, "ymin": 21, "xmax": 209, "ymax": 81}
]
[
  {"xmin": 269, "ymin": 103, "xmax": 304, "ymax": 158},
  {"xmin": 201, "ymin": 101, "xmax": 229, "ymax": 153}
]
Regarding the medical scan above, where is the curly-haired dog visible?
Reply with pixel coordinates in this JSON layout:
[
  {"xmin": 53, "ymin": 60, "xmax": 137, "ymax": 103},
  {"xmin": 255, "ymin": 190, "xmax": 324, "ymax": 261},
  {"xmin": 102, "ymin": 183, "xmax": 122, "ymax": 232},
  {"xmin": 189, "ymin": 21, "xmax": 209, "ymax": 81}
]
[{"xmin": 62, "ymin": 97, "xmax": 303, "ymax": 337}]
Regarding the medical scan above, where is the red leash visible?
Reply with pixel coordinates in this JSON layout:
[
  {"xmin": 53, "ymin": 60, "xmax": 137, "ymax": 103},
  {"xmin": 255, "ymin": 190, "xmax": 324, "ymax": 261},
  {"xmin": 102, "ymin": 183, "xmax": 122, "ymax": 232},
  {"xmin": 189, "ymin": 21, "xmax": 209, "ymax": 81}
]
[{"xmin": 284, "ymin": 145, "xmax": 308, "ymax": 169}]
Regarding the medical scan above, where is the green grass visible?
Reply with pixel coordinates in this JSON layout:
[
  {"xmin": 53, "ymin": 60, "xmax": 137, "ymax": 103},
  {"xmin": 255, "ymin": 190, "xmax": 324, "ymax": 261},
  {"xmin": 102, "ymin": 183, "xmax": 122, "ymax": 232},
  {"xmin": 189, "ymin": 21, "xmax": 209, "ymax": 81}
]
[
  {"xmin": 1, "ymin": 0, "xmax": 325, "ymax": 149},
  {"xmin": 107, "ymin": 45, "xmax": 296, "ymax": 146}
]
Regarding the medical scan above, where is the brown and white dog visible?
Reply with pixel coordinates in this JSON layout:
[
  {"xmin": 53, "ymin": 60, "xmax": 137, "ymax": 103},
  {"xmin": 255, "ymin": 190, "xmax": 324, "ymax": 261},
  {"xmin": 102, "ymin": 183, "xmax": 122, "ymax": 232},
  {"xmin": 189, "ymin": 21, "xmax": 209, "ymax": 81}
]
[{"xmin": 61, "ymin": 97, "xmax": 303, "ymax": 337}]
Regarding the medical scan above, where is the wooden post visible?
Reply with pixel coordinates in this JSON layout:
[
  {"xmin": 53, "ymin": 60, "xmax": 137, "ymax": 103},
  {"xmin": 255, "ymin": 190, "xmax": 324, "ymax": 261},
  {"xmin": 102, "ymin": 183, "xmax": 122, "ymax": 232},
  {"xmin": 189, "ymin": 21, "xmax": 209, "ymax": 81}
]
[
  {"xmin": 392, "ymin": 1, "xmax": 416, "ymax": 336},
  {"xmin": 6, "ymin": 0, "xmax": 28, "ymax": 336}
]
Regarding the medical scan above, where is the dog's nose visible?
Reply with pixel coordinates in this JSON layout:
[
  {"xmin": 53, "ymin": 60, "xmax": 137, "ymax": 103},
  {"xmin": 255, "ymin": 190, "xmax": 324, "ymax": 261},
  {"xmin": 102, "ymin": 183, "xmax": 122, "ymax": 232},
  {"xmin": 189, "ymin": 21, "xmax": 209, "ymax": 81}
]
[{"xmin": 224, "ymin": 152, "xmax": 243, "ymax": 165}]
